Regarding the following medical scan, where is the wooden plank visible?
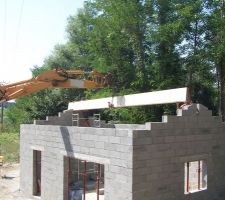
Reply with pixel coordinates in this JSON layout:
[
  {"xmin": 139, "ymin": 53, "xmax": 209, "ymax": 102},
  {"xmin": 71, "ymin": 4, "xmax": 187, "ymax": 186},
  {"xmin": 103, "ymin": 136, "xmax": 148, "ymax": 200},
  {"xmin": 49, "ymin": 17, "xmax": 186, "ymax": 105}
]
[{"xmin": 68, "ymin": 87, "xmax": 188, "ymax": 111}]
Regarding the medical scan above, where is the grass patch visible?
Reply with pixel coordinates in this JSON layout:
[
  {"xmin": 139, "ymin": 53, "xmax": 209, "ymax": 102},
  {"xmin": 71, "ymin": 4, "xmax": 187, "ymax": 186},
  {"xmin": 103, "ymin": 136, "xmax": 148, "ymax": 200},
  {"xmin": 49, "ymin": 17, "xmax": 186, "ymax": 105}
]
[{"xmin": 0, "ymin": 132, "xmax": 19, "ymax": 163}]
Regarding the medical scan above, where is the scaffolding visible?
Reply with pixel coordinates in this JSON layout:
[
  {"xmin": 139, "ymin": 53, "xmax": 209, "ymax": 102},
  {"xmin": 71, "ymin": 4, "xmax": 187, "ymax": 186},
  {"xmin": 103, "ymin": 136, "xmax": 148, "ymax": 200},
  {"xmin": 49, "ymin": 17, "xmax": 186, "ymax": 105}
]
[
  {"xmin": 93, "ymin": 114, "xmax": 101, "ymax": 128},
  {"xmin": 72, "ymin": 113, "xmax": 101, "ymax": 128},
  {"xmin": 67, "ymin": 157, "xmax": 103, "ymax": 200},
  {"xmin": 72, "ymin": 113, "xmax": 79, "ymax": 126}
]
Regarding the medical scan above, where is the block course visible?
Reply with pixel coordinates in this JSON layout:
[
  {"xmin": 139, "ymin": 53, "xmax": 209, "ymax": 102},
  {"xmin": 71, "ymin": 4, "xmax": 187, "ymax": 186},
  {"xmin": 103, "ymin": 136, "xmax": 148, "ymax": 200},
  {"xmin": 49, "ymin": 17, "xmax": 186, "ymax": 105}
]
[{"xmin": 20, "ymin": 104, "xmax": 225, "ymax": 200}]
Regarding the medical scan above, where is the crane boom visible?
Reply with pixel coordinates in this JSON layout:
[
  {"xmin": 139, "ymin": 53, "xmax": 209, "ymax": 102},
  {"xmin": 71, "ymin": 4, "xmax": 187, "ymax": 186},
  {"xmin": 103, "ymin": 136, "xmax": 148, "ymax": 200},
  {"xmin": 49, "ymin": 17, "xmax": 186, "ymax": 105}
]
[{"xmin": 0, "ymin": 69, "xmax": 109, "ymax": 103}]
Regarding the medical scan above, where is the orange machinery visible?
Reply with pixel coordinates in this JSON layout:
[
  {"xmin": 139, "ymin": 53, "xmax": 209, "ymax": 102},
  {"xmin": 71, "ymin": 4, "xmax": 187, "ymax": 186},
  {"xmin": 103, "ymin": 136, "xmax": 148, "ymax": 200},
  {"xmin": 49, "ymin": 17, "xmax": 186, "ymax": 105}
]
[{"xmin": 0, "ymin": 68, "xmax": 109, "ymax": 103}]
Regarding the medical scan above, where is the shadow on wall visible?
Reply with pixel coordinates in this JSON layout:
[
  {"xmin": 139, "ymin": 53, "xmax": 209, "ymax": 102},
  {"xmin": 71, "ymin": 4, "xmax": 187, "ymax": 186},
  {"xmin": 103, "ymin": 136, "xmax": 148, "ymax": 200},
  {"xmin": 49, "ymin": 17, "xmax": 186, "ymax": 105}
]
[{"xmin": 60, "ymin": 127, "xmax": 73, "ymax": 155}]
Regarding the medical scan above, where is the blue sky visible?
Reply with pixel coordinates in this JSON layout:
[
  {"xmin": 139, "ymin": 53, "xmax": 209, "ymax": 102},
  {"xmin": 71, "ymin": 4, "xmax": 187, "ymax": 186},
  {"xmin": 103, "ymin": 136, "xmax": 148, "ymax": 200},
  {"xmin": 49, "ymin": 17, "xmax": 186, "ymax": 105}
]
[{"xmin": 0, "ymin": 0, "xmax": 84, "ymax": 83}]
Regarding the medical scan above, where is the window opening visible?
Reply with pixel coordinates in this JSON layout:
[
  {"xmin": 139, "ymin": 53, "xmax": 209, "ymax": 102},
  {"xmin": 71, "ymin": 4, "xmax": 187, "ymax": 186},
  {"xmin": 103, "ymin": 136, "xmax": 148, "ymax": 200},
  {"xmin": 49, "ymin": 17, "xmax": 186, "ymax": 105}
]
[
  {"xmin": 184, "ymin": 160, "xmax": 207, "ymax": 194},
  {"xmin": 65, "ymin": 157, "xmax": 104, "ymax": 200}
]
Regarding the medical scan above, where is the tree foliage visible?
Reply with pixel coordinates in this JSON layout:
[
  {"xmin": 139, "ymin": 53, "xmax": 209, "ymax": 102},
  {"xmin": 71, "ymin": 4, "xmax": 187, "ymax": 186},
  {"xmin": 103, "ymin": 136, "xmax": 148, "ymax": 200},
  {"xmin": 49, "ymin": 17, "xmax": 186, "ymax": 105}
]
[{"xmin": 4, "ymin": 0, "xmax": 225, "ymax": 131}]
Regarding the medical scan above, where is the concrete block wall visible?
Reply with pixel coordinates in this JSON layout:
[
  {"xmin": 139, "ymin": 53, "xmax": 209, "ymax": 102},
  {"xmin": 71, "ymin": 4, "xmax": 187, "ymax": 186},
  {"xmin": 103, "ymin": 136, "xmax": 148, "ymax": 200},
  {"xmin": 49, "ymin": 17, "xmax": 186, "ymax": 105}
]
[
  {"xmin": 34, "ymin": 110, "xmax": 114, "ymax": 128},
  {"xmin": 34, "ymin": 110, "xmax": 74, "ymax": 126},
  {"xmin": 132, "ymin": 104, "xmax": 225, "ymax": 200},
  {"xmin": 20, "ymin": 104, "xmax": 225, "ymax": 200},
  {"xmin": 20, "ymin": 125, "xmax": 134, "ymax": 200}
]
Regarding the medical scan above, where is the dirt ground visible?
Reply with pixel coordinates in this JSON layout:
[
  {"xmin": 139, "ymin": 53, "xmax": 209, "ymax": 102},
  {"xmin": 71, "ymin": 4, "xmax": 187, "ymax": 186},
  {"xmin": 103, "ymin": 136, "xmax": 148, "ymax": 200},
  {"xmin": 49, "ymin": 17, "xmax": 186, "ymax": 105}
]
[
  {"xmin": 0, "ymin": 163, "xmax": 104, "ymax": 200},
  {"xmin": 0, "ymin": 163, "xmax": 34, "ymax": 200}
]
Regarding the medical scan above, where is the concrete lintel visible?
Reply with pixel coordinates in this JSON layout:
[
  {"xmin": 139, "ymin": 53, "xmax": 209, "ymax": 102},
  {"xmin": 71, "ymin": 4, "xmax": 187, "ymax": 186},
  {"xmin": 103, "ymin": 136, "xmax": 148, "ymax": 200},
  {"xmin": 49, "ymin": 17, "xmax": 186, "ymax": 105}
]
[
  {"xmin": 178, "ymin": 153, "xmax": 211, "ymax": 163},
  {"xmin": 68, "ymin": 87, "xmax": 188, "ymax": 111},
  {"xmin": 30, "ymin": 145, "xmax": 45, "ymax": 151},
  {"xmin": 60, "ymin": 151, "xmax": 110, "ymax": 164}
]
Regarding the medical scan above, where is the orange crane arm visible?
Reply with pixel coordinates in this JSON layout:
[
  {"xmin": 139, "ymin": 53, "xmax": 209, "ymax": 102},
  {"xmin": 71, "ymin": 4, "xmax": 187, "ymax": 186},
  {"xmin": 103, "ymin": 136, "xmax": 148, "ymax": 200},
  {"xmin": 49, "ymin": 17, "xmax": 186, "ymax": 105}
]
[{"xmin": 0, "ymin": 69, "xmax": 109, "ymax": 103}]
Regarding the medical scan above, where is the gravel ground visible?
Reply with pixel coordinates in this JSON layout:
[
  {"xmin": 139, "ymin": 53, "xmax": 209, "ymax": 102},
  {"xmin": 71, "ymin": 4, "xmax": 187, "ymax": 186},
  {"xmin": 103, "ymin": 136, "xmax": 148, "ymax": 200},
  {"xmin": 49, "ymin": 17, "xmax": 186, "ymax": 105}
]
[{"xmin": 0, "ymin": 164, "xmax": 34, "ymax": 200}]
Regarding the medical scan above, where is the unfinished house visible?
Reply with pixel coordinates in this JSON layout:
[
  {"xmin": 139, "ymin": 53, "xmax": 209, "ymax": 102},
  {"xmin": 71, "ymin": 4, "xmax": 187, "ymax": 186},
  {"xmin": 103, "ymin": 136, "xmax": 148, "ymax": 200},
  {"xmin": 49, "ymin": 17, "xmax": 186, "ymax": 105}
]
[{"xmin": 20, "ymin": 88, "xmax": 225, "ymax": 200}]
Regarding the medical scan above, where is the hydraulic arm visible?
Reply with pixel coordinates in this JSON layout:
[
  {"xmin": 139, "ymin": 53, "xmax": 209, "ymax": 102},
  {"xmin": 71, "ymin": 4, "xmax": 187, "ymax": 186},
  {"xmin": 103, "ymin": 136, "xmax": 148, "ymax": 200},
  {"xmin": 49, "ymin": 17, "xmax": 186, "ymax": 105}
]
[{"xmin": 0, "ymin": 69, "xmax": 109, "ymax": 103}]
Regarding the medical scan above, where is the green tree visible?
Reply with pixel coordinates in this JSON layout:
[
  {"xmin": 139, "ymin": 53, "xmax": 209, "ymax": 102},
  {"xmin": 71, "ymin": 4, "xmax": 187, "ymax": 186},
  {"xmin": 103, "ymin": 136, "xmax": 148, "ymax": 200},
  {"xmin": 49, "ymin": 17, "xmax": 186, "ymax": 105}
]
[
  {"xmin": 177, "ymin": 0, "xmax": 216, "ymax": 110},
  {"xmin": 67, "ymin": 1, "xmax": 135, "ymax": 90},
  {"xmin": 4, "ymin": 97, "xmax": 32, "ymax": 131},
  {"xmin": 205, "ymin": 0, "xmax": 225, "ymax": 120},
  {"xmin": 4, "ymin": 66, "xmax": 75, "ymax": 131},
  {"xmin": 5, "ymin": 0, "xmax": 224, "ymax": 127},
  {"xmin": 149, "ymin": 0, "xmax": 185, "ymax": 90}
]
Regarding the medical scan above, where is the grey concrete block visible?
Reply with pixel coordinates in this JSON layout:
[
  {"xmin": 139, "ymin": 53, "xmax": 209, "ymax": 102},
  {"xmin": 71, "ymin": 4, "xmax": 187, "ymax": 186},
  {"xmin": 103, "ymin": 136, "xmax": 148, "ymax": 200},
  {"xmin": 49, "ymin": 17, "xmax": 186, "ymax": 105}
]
[
  {"xmin": 120, "ymin": 137, "xmax": 133, "ymax": 146},
  {"xmin": 20, "ymin": 103, "xmax": 225, "ymax": 200},
  {"xmin": 95, "ymin": 141, "xmax": 105, "ymax": 149},
  {"xmin": 109, "ymin": 136, "xmax": 120, "ymax": 144}
]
